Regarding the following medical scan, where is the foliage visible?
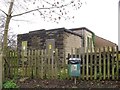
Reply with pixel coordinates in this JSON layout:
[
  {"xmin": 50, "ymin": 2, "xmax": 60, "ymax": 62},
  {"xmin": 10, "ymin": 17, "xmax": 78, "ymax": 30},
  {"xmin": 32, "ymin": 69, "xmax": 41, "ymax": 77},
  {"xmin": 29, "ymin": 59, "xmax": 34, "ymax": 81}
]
[
  {"xmin": 58, "ymin": 68, "xmax": 69, "ymax": 79},
  {"xmin": 3, "ymin": 80, "xmax": 19, "ymax": 88}
]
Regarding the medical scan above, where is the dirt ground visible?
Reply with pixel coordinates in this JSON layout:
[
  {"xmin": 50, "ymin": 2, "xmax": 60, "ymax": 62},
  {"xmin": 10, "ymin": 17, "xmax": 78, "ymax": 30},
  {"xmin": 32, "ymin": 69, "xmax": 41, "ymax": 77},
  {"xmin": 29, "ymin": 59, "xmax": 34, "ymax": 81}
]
[{"xmin": 17, "ymin": 78, "xmax": 120, "ymax": 88}]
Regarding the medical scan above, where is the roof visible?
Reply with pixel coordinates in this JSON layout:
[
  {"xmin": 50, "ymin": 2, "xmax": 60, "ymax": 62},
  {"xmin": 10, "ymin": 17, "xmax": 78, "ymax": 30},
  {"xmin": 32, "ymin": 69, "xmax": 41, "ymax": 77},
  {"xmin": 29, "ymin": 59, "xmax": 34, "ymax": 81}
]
[
  {"xmin": 70, "ymin": 27, "xmax": 117, "ymax": 47},
  {"xmin": 30, "ymin": 28, "xmax": 82, "ymax": 38},
  {"xmin": 95, "ymin": 35, "xmax": 117, "ymax": 48},
  {"xmin": 29, "ymin": 29, "xmax": 45, "ymax": 33},
  {"xmin": 64, "ymin": 29, "xmax": 82, "ymax": 38},
  {"xmin": 69, "ymin": 27, "xmax": 95, "ymax": 35}
]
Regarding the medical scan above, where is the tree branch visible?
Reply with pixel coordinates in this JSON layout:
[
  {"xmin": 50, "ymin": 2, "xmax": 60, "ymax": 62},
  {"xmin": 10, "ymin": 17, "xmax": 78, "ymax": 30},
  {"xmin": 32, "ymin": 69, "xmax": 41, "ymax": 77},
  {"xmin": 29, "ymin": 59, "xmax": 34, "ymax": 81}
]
[
  {"xmin": 0, "ymin": 9, "xmax": 7, "ymax": 16},
  {"xmin": 53, "ymin": 11, "xmax": 67, "ymax": 19},
  {"xmin": 42, "ymin": 0, "xmax": 56, "ymax": 6},
  {"xmin": 12, "ymin": 1, "xmax": 74, "ymax": 17},
  {"xmin": 11, "ymin": 18, "xmax": 32, "ymax": 22},
  {"xmin": 37, "ymin": 10, "xmax": 46, "ymax": 18}
]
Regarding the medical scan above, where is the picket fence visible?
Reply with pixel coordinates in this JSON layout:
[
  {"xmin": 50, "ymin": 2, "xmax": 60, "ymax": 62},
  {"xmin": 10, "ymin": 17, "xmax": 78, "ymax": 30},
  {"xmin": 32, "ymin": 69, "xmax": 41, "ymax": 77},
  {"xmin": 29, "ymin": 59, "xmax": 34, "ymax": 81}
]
[{"xmin": 4, "ymin": 46, "xmax": 120, "ymax": 80}]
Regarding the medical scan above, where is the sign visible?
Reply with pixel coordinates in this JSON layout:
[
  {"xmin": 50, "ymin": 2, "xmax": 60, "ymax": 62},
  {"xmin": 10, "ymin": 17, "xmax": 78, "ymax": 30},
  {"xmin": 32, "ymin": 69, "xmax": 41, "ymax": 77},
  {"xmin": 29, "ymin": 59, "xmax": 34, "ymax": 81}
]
[
  {"xmin": 71, "ymin": 65, "xmax": 77, "ymax": 71},
  {"xmin": 49, "ymin": 44, "xmax": 52, "ymax": 50},
  {"xmin": 22, "ymin": 41, "xmax": 27, "ymax": 50},
  {"xmin": 46, "ymin": 39, "xmax": 55, "ymax": 54},
  {"xmin": 22, "ymin": 41, "xmax": 27, "ymax": 56}
]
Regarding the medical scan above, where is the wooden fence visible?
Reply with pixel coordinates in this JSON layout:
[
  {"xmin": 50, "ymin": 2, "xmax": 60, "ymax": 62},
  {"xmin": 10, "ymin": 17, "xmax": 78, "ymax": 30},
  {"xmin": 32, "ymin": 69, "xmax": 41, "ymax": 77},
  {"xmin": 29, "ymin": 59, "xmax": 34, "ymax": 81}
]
[{"xmin": 4, "ymin": 46, "xmax": 120, "ymax": 80}]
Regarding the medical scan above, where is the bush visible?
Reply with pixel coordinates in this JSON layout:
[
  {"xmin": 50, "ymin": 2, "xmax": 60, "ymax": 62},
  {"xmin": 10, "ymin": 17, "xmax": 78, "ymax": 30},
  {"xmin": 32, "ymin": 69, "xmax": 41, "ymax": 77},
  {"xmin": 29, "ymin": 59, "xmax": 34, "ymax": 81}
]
[{"xmin": 3, "ymin": 80, "xmax": 19, "ymax": 88}]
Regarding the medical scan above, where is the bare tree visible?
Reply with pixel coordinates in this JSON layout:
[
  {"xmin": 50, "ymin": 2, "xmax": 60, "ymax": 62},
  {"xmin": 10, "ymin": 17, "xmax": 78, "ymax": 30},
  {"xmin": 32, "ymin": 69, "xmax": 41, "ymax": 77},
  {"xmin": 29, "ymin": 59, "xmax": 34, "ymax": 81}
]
[
  {"xmin": 0, "ymin": 14, "xmax": 5, "ymax": 51},
  {"xmin": 0, "ymin": 29, "xmax": 17, "ymax": 50},
  {"xmin": 0, "ymin": 0, "xmax": 83, "ymax": 81},
  {"xmin": 0, "ymin": 0, "xmax": 83, "ymax": 56},
  {"xmin": 0, "ymin": 14, "xmax": 17, "ymax": 50}
]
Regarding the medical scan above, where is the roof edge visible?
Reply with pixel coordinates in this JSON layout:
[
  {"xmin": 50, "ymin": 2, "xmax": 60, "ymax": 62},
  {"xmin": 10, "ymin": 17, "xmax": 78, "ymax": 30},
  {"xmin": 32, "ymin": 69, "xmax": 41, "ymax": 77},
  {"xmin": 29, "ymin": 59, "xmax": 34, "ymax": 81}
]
[
  {"xmin": 64, "ymin": 29, "xmax": 82, "ymax": 38},
  {"xmin": 95, "ymin": 35, "xmax": 117, "ymax": 46},
  {"xmin": 69, "ymin": 27, "xmax": 95, "ymax": 35}
]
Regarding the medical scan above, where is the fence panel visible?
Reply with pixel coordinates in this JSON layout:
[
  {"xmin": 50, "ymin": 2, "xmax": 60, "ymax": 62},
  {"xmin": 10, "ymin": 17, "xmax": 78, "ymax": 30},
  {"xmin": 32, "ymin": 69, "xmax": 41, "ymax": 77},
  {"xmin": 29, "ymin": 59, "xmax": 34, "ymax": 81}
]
[{"xmin": 5, "ymin": 46, "xmax": 120, "ymax": 81}]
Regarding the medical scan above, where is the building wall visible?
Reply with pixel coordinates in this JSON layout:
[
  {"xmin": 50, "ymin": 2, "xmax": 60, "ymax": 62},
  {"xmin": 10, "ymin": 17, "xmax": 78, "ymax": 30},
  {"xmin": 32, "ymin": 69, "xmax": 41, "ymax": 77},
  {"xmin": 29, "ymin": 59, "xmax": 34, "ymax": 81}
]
[
  {"xmin": 63, "ymin": 32, "xmax": 81, "ymax": 58},
  {"xmin": 84, "ymin": 30, "xmax": 94, "ymax": 52},
  {"xmin": 72, "ymin": 29, "xmax": 94, "ymax": 52},
  {"xmin": 17, "ymin": 33, "xmax": 30, "ymax": 51},
  {"xmin": 17, "ymin": 30, "xmax": 47, "ymax": 51}
]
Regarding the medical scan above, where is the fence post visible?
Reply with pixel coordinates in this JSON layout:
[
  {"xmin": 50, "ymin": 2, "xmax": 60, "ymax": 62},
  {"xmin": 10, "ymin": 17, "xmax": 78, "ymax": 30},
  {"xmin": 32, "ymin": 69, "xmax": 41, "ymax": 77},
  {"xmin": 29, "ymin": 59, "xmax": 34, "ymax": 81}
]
[
  {"xmin": 112, "ymin": 47, "xmax": 115, "ymax": 80},
  {"xmin": 82, "ymin": 48, "xmax": 85, "ymax": 80},
  {"xmin": 115, "ymin": 46, "xmax": 119, "ymax": 80},
  {"xmin": 86, "ymin": 49, "xmax": 89, "ymax": 80},
  {"xmin": 54, "ymin": 49, "xmax": 58, "ymax": 79},
  {"xmin": 90, "ymin": 49, "xmax": 93, "ymax": 80},
  {"xmin": 107, "ymin": 47, "xmax": 110, "ymax": 80},
  {"xmin": 94, "ymin": 48, "xmax": 97, "ymax": 80},
  {"xmin": 103, "ymin": 47, "xmax": 106, "ymax": 80},
  {"xmin": 98, "ymin": 48, "xmax": 102, "ymax": 80},
  {"xmin": 0, "ymin": 52, "xmax": 3, "ymax": 90}
]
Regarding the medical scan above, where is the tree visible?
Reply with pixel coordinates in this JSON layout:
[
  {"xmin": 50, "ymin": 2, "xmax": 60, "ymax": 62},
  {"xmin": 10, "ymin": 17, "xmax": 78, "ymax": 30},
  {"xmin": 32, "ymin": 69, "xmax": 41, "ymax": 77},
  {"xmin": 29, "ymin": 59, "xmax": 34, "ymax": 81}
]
[
  {"xmin": 0, "ymin": 30, "xmax": 17, "ymax": 50},
  {"xmin": 0, "ymin": 0, "xmax": 83, "ymax": 81},
  {"xmin": 0, "ymin": 14, "xmax": 17, "ymax": 50},
  {"xmin": 0, "ymin": 0, "xmax": 82, "ymax": 57}
]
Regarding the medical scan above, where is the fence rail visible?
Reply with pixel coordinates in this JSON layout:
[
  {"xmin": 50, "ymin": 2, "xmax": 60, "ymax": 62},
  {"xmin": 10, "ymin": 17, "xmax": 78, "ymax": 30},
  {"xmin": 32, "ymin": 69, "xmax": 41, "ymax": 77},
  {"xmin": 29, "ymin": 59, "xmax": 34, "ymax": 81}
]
[{"xmin": 4, "ymin": 46, "xmax": 120, "ymax": 80}]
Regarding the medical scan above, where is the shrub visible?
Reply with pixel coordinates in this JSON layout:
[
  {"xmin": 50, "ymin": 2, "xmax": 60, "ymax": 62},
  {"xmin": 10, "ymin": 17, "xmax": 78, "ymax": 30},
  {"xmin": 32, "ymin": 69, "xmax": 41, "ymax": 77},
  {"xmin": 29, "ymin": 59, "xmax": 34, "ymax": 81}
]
[{"xmin": 3, "ymin": 80, "xmax": 19, "ymax": 88}]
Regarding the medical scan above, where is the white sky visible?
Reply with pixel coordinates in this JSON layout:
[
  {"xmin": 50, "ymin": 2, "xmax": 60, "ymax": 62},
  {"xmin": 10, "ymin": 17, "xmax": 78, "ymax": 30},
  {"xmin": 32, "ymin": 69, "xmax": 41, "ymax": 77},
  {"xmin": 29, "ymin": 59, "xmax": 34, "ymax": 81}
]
[{"xmin": 1, "ymin": 0, "xmax": 119, "ymax": 44}]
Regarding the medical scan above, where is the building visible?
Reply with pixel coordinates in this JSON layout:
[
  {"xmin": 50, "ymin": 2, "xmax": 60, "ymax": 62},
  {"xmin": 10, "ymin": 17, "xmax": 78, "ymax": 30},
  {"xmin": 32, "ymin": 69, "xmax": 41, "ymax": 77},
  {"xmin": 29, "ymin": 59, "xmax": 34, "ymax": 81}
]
[
  {"xmin": 70, "ymin": 27, "xmax": 95, "ymax": 52},
  {"xmin": 17, "ymin": 27, "xmax": 117, "ymax": 59},
  {"xmin": 71, "ymin": 27, "xmax": 117, "ymax": 49},
  {"xmin": 17, "ymin": 28, "xmax": 83, "ymax": 59}
]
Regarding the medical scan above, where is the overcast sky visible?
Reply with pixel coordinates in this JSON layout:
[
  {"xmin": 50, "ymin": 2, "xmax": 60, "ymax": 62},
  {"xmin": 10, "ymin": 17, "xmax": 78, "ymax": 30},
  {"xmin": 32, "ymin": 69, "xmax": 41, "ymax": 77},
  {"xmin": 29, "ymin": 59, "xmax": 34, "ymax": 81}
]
[{"xmin": 1, "ymin": 0, "xmax": 119, "ymax": 44}]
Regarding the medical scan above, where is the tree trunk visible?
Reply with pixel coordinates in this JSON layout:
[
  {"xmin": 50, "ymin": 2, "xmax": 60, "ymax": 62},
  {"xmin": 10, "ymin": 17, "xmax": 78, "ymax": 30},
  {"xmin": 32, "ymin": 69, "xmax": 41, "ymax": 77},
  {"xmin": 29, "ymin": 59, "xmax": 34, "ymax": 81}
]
[
  {"xmin": 0, "ymin": 53, "xmax": 2, "ymax": 89},
  {"xmin": 2, "ymin": 0, "xmax": 14, "ymax": 81},
  {"xmin": 3, "ymin": 0, "xmax": 14, "ymax": 55},
  {"xmin": 3, "ymin": 15, "xmax": 11, "ymax": 56}
]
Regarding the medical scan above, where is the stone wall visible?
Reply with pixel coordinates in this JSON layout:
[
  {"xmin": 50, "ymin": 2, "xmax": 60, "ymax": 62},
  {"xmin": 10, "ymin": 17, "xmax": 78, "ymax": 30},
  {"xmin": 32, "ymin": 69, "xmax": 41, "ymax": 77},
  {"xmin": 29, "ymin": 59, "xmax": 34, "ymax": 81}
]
[{"xmin": 63, "ymin": 32, "xmax": 82, "ymax": 59}]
